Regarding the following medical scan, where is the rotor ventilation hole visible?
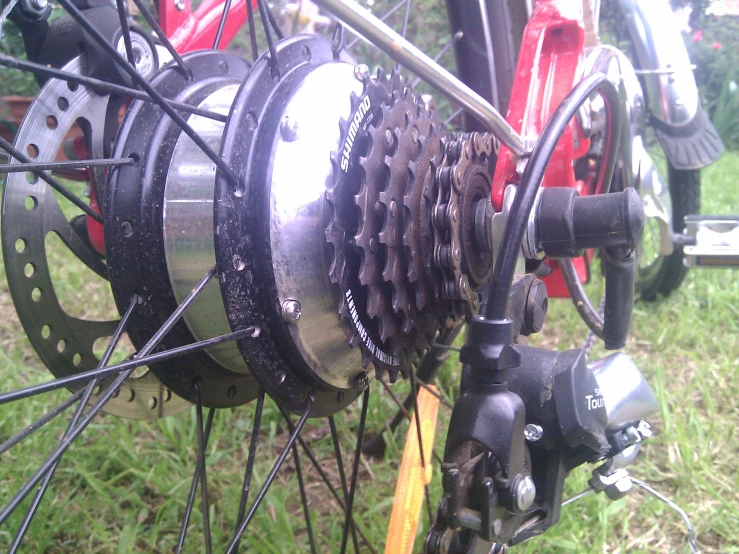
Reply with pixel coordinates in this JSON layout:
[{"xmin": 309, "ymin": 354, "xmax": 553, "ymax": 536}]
[
  {"xmin": 148, "ymin": 397, "xmax": 158, "ymax": 409},
  {"xmin": 46, "ymin": 115, "xmax": 58, "ymax": 130},
  {"xmin": 26, "ymin": 144, "xmax": 39, "ymax": 158},
  {"xmin": 24, "ymin": 263, "xmax": 35, "ymax": 277},
  {"xmin": 67, "ymin": 82, "xmax": 78, "ymax": 92},
  {"xmin": 15, "ymin": 238, "xmax": 26, "ymax": 253},
  {"xmin": 26, "ymin": 172, "xmax": 38, "ymax": 185},
  {"xmin": 56, "ymin": 339, "xmax": 66, "ymax": 353},
  {"xmin": 31, "ymin": 287, "xmax": 42, "ymax": 302},
  {"xmin": 41, "ymin": 325, "xmax": 51, "ymax": 339},
  {"xmin": 25, "ymin": 196, "xmax": 38, "ymax": 211},
  {"xmin": 57, "ymin": 97, "xmax": 69, "ymax": 111},
  {"xmin": 73, "ymin": 353, "xmax": 82, "ymax": 367},
  {"xmin": 164, "ymin": 389, "xmax": 172, "ymax": 402},
  {"xmin": 125, "ymin": 388, "xmax": 135, "ymax": 402}
]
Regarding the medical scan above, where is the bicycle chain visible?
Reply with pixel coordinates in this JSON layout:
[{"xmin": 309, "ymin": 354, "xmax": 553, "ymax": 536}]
[{"xmin": 433, "ymin": 133, "xmax": 494, "ymax": 318}]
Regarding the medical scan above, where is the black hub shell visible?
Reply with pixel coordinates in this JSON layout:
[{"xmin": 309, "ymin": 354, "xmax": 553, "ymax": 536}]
[
  {"xmin": 213, "ymin": 36, "xmax": 362, "ymax": 417},
  {"xmin": 106, "ymin": 50, "xmax": 260, "ymax": 408}
]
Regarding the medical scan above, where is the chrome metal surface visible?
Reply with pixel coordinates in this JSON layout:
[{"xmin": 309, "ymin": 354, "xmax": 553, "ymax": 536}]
[
  {"xmin": 163, "ymin": 83, "xmax": 250, "ymax": 373},
  {"xmin": 281, "ymin": 299, "xmax": 302, "ymax": 323},
  {"xmin": 514, "ymin": 476, "xmax": 536, "ymax": 512},
  {"xmin": 633, "ymin": 136, "xmax": 674, "ymax": 256},
  {"xmin": 581, "ymin": 45, "xmax": 644, "ymax": 190},
  {"xmin": 522, "ymin": 188, "xmax": 543, "ymax": 260},
  {"xmin": 684, "ymin": 216, "xmax": 739, "ymax": 267},
  {"xmin": 589, "ymin": 352, "xmax": 659, "ymax": 433},
  {"xmin": 491, "ymin": 185, "xmax": 526, "ymax": 273},
  {"xmin": 312, "ymin": 0, "xmax": 528, "ymax": 157},
  {"xmin": 269, "ymin": 61, "xmax": 364, "ymax": 390},
  {"xmin": 618, "ymin": 0, "xmax": 699, "ymax": 127},
  {"xmin": 116, "ymin": 30, "xmax": 158, "ymax": 79},
  {"xmin": 523, "ymin": 423, "xmax": 543, "ymax": 442},
  {"xmin": 1, "ymin": 56, "xmax": 189, "ymax": 419}
]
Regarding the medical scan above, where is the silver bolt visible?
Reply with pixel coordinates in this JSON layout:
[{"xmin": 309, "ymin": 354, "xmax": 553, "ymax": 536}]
[
  {"xmin": 623, "ymin": 426, "xmax": 641, "ymax": 446},
  {"xmin": 354, "ymin": 373, "xmax": 369, "ymax": 389},
  {"xmin": 514, "ymin": 475, "xmax": 537, "ymax": 512},
  {"xmin": 174, "ymin": 0, "xmax": 185, "ymax": 10},
  {"xmin": 385, "ymin": 128, "xmax": 393, "ymax": 146},
  {"xmin": 524, "ymin": 423, "xmax": 544, "ymax": 442},
  {"xmin": 280, "ymin": 116, "xmax": 299, "ymax": 142},
  {"xmin": 354, "ymin": 64, "xmax": 370, "ymax": 81},
  {"xmin": 605, "ymin": 476, "xmax": 633, "ymax": 501},
  {"xmin": 281, "ymin": 299, "xmax": 301, "ymax": 323}
]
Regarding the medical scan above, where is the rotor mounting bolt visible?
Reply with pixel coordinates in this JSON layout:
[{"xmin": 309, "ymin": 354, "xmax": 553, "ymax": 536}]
[
  {"xmin": 280, "ymin": 116, "xmax": 299, "ymax": 142},
  {"xmin": 281, "ymin": 299, "xmax": 302, "ymax": 323},
  {"xmin": 513, "ymin": 475, "xmax": 537, "ymax": 512},
  {"xmin": 354, "ymin": 64, "xmax": 370, "ymax": 82},
  {"xmin": 524, "ymin": 423, "xmax": 544, "ymax": 442}
]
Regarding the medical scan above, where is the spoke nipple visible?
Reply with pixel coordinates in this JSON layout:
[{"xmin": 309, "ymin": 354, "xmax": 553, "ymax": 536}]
[
  {"xmin": 281, "ymin": 299, "xmax": 302, "ymax": 323},
  {"xmin": 354, "ymin": 64, "xmax": 370, "ymax": 82},
  {"xmin": 353, "ymin": 373, "xmax": 369, "ymax": 390},
  {"xmin": 280, "ymin": 116, "xmax": 299, "ymax": 142}
]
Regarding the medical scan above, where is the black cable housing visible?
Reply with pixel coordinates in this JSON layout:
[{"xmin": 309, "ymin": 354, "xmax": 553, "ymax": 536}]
[{"xmin": 485, "ymin": 73, "xmax": 621, "ymax": 321}]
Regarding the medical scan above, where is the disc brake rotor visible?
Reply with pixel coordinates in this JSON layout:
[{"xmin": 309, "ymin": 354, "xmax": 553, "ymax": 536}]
[{"xmin": 1, "ymin": 56, "xmax": 190, "ymax": 419}]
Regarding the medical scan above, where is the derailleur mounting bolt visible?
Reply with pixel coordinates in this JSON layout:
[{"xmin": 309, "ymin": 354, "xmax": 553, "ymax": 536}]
[
  {"xmin": 524, "ymin": 423, "xmax": 544, "ymax": 442},
  {"xmin": 281, "ymin": 299, "xmax": 302, "ymax": 323},
  {"xmin": 513, "ymin": 475, "xmax": 536, "ymax": 512}
]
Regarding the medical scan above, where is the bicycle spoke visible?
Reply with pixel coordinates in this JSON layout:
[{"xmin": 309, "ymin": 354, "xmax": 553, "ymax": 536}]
[
  {"xmin": 408, "ymin": 369, "xmax": 433, "ymax": 525},
  {"xmin": 256, "ymin": 0, "xmax": 280, "ymax": 79},
  {"xmin": 232, "ymin": 387, "xmax": 265, "ymax": 554},
  {"xmin": 346, "ymin": 0, "xmax": 407, "ymax": 49},
  {"xmin": 0, "ymin": 55, "xmax": 225, "ymax": 121},
  {"xmin": 0, "ymin": 268, "xmax": 213, "ymax": 524},
  {"xmin": 0, "ymin": 388, "xmax": 84, "ymax": 457},
  {"xmin": 57, "ymin": 0, "xmax": 239, "ymax": 186},
  {"xmin": 264, "ymin": 2, "xmax": 284, "ymax": 40},
  {"xmin": 412, "ymin": 373, "xmax": 453, "ymax": 410},
  {"xmin": 0, "ymin": 327, "xmax": 257, "ymax": 406},
  {"xmin": 226, "ymin": 397, "xmax": 313, "ymax": 554},
  {"xmin": 115, "ymin": 0, "xmax": 136, "ymax": 67},
  {"xmin": 340, "ymin": 387, "xmax": 370, "ymax": 554},
  {"xmin": 176, "ymin": 405, "xmax": 216, "ymax": 553},
  {"xmin": 411, "ymin": 30, "xmax": 463, "ymax": 88},
  {"xmin": 329, "ymin": 415, "xmax": 359, "ymax": 553},
  {"xmin": 0, "ymin": 157, "xmax": 135, "ymax": 174},
  {"xmin": 4, "ymin": 296, "xmax": 136, "ymax": 544},
  {"xmin": 194, "ymin": 384, "xmax": 213, "ymax": 554},
  {"xmin": 129, "ymin": 0, "xmax": 193, "ymax": 80},
  {"xmin": 377, "ymin": 375, "xmax": 412, "ymax": 421},
  {"xmin": 0, "ymin": 136, "xmax": 102, "ymax": 224},
  {"xmin": 245, "ymin": 0, "xmax": 259, "ymax": 62},
  {"xmin": 214, "ymin": 0, "xmax": 234, "ymax": 49},
  {"xmin": 289, "ymin": 415, "xmax": 377, "ymax": 554},
  {"xmin": 284, "ymin": 413, "xmax": 317, "ymax": 554}
]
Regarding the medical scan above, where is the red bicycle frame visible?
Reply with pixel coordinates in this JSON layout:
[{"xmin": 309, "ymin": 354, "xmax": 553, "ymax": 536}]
[
  {"xmin": 492, "ymin": 0, "xmax": 593, "ymax": 297},
  {"xmin": 158, "ymin": 0, "xmax": 251, "ymax": 52}
]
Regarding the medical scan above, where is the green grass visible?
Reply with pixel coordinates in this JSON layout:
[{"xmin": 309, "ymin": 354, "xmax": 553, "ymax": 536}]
[{"xmin": 1, "ymin": 163, "xmax": 738, "ymax": 551}]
